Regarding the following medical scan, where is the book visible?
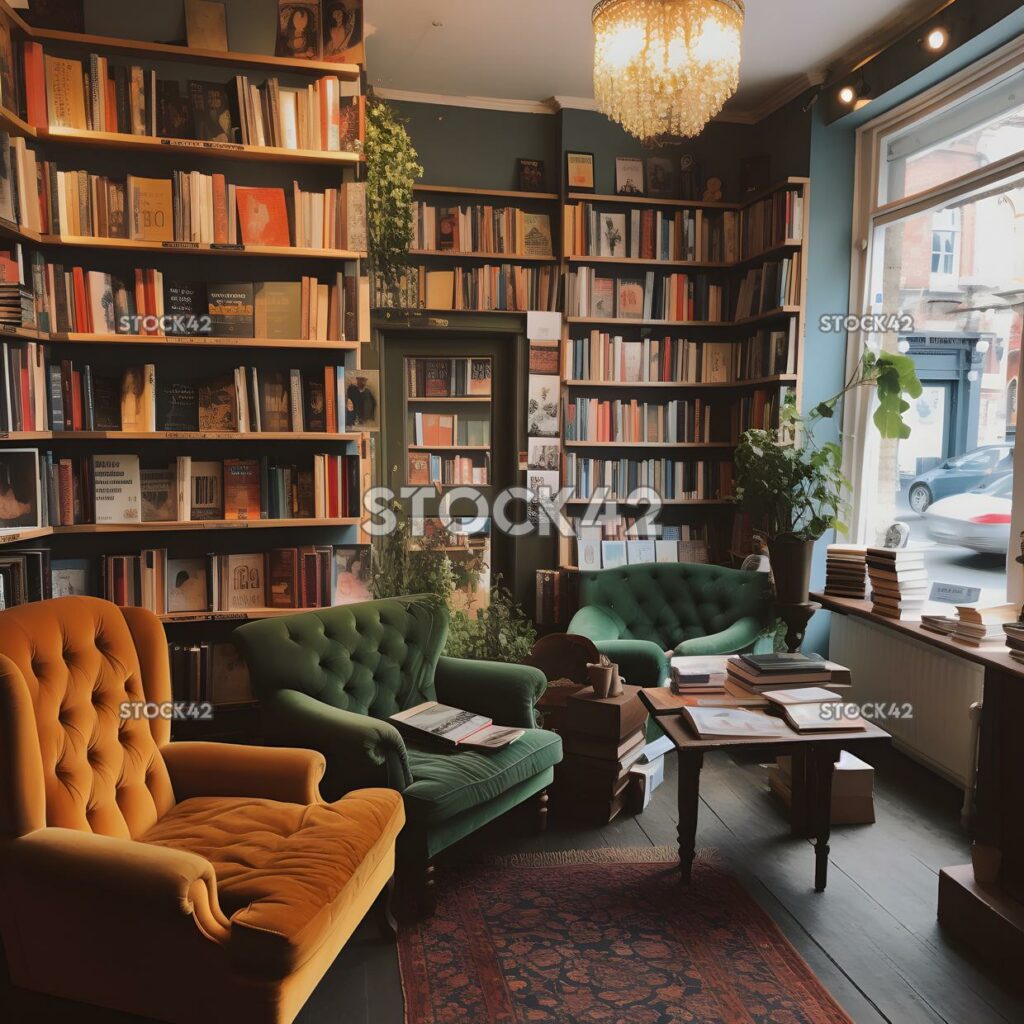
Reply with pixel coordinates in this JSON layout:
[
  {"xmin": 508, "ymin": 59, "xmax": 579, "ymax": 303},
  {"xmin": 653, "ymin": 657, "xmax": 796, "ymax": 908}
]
[
  {"xmin": 236, "ymin": 187, "xmax": 291, "ymax": 247},
  {"xmin": 679, "ymin": 706, "xmax": 791, "ymax": 740},
  {"xmin": 198, "ymin": 374, "xmax": 238, "ymax": 432},
  {"xmin": 267, "ymin": 547, "xmax": 298, "ymax": 607},
  {"xmin": 0, "ymin": 449, "xmax": 41, "ymax": 530},
  {"xmin": 738, "ymin": 652, "xmax": 826, "ymax": 674},
  {"xmin": 190, "ymin": 460, "xmax": 223, "ymax": 520},
  {"xmin": 774, "ymin": 702, "xmax": 866, "ymax": 733},
  {"xmin": 390, "ymin": 701, "xmax": 522, "ymax": 749},
  {"xmin": 254, "ymin": 281, "xmax": 301, "ymax": 339},
  {"xmin": 207, "ymin": 282, "xmax": 255, "ymax": 337},
  {"xmin": 92, "ymin": 454, "xmax": 141, "ymax": 524},
  {"xmin": 189, "ymin": 80, "xmax": 234, "ymax": 143},
  {"xmin": 157, "ymin": 383, "xmax": 200, "ymax": 432},
  {"xmin": 223, "ymin": 459, "xmax": 261, "ymax": 520},
  {"xmin": 185, "ymin": 1, "xmax": 230, "ymax": 51},
  {"xmin": 163, "ymin": 281, "xmax": 207, "ymax": 336},
  {"xmin": 51, "ymin": 558, "xmax": 90, "ymax": 598},
  {"xmin": 44, "ymin": 55, "xmax": 87, "ymax": 129},
  {"xmin": 128, "ymin": 176, "xmax": 174, "ymax": 242},
  {"xmin": 166, "ymin": 557, "xmax": 208, "ymax": 613},
  {"xmin": 141, "ymin": 466, "xmax": 176, "ymax": 522},
  {"xmin": 120, "ymin": 365, "xmax": 156, "ymax": 431},
  {"xmin": 222, "ymin": 553, "xmax": 265, "ymax": 609},
  {"xmin": 726, "ymin": 657, "xmax": 851, "ymax": 691}
]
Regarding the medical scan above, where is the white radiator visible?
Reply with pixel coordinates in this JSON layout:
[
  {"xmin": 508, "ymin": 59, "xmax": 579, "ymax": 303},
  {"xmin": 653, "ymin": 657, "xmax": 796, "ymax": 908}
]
[{"xmin": 829, "ymin": 615, "xmax": 983, "ymax": 789}]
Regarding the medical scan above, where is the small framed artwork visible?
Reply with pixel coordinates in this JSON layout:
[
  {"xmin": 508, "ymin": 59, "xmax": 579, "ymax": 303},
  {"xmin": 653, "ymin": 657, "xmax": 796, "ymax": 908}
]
[
  {"xmin": 646, "ymin": 156, "xmax": 676, "ymax": 198},
  {"xmin": 275, "ymin": 1, "xmax": 322, "ymax": 60},
  {"xmin": 518, "ymin": 158, "xmax": 546, "ymax": 192},
  {"xmin": 678, "ymin": 154, "xmax": 702, "ymax": 200},
  {"xmin": 616, "ymin": 278, "xmax": 645, "ymax": 319},
  {"xmin": 599, "ymin": 212, "xmax": 627, "ymax": 258},
  {"xmin": 601, "ymin": 540, "xmax": 628, "ymax": 570},
  {"xmin": 591, "ymin": 277, "xmax": 616, "ymax": 318},
  {"xmin": 566, "ymin": 151, "xmax": 595, "ymax": 193},
  {"xmin": 0, "ymin": 449, "xmax": 40, "ymax": 530},
  {"xmin": 615, "ymin": 156, "xmax": 645, "ymax": 196}
]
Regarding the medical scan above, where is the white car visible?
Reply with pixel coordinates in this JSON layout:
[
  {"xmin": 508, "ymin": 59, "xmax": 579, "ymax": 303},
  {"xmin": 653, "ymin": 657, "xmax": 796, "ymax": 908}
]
[{"xmin": 922, "ymin": 474, "xmax": 1013, "ymax": 554}]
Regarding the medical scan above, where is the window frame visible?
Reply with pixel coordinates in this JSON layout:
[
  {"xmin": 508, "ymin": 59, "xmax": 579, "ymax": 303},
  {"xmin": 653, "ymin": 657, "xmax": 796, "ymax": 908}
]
[{"xmin": 845, "ymin": 34, "xmax": 1024, "ymax": 597}]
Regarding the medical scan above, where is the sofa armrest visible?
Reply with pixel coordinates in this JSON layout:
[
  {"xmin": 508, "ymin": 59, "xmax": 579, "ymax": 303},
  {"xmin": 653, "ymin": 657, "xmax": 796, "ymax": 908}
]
[
  {"xmin": 263, "ymin": 689, "xmax": 413, "ymax": 796},
  {"xmin": 0, "ymin": 828, "xmax": 230, "ymax": 941},
  {"xmin": 434, "ymin": 656, "xmax": 547, "ymax": 728},
  {"xmin": 568, "ymin": 605, "xmax": 623, "ymax": 643},
  {"xmin": 593, "ymin": 639, "xmax": 670, "ymax": 688},
  {"xmin": 674, "ymin": 616, "xmax": 765, "ymax": 657},
  {"xmin": 162, "ymin": 742, "xmax": 326, "ymax": 805}
]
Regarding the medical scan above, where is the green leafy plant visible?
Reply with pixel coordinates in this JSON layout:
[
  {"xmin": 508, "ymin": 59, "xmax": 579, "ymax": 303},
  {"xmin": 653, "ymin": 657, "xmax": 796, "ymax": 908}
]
[
  {"xmin": 365, "ymin": 96, "xmax": 423, "ymax": 291},
  {"xmin": 446, "ymin": 578, "xmax": 538, "ymax": 664},
  {"xmin": 369, "ymin": 502, "xmax": 456, "ymax": 608},
  {"xmin": 733, "ymin": 349, "xmax": 923, "ymax": 541}
]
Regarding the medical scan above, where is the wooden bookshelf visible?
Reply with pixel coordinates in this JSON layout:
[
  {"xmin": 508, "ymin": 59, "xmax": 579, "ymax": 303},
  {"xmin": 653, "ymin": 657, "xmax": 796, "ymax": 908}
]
[
  {"xmin": 414, "ymin": 185, "xmax": 560, "ymax": 202},
  {"xmin": 563, "ymin": 441, "xmax": 735, "ymax": 449},
  {"xmin": 0, "ymin": 1, "xmax": 372, "ymax": 634},
  {"xmin": 568, "ymin": 192, "xmax": 737, "ymax": 211},
  {"xmin": 567, "ymin": 255, "xmax": 733, "ymax": 270},
  {"xmin": 563, "ymin": 375, "xmax": 798, "ymax": 389},
  {"xmin": 409, "ymin": 249, "xmax": 558, "ymax": 263}
]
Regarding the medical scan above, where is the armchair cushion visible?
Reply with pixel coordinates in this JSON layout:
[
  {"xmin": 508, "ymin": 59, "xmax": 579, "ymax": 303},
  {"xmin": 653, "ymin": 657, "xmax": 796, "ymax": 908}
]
[
  {"xmin": 142, "ymin": 787, "xmax": 404, "ymax": 977},
  {"xmin": 403, "ymin": 730, "xmax": 562, "ymax": 825},
  {"xmin": 434, "ymin": 656, "xmax": 548, "ymax": 729},
  {"xmin": 673, "ymin": 615, "xmax": 767, "ymax": 657}
]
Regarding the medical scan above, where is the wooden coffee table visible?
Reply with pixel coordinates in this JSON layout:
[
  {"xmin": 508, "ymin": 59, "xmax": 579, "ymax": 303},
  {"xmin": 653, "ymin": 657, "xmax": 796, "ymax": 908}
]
[{"xmin": 644, "ymin": 691, "xmax": 891, "ymax": 892}]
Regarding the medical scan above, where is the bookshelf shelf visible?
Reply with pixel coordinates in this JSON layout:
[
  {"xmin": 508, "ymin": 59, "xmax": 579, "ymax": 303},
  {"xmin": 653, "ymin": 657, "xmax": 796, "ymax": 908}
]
[
  {"xmin": 158, "ymin": 609, "xmax": 308, "ymax": 624},
  {"xmin": 563, "ymin": 441, "xmax": 735, "ymax": 449},
  {"xmin": 41, "ymin": 127, "xmax": 364, "ymax": 166},
  {"xmin": 736, "ymin": 240, "xmax": 804, "ymax": 266},
  {"xmin": 732, "ymin": 307, "xmax": 802, "ymax": 328},
  {"xmin": 48, "ymin": 334, "xmax": 362, "ymax": 350},
  {"xmin": 50, "ymin": 519, "xmax": 360, "ymax": 535},
  {"xmin": 567, "ymin": 255, "xmax": 732, "ymax": 269},
  {"xmin": 564, "ymin": 498, "xmax": 734, "ymax": 506},
  {"xmin": 409, "ymin": 249, "xmax": 557, "ymax": 263},
  {"xmin": 34, "ymin": 234, "xmax": 367, "ymax": 261},
  {"xmin": 567, "ymin": 316, "xmax": 726, "ymax": 328},
  {"xmin": 568, "ymin": 192, "xmax": 738, "ymax": 211},
  {"xmin": 406, "ymin": 396, "xmax": 492, "ymax": 404},
  {"xmin": 0, "ymin": 527, "xmax": 53, "ymax": 546},
  {"xmin": 408, "ymin": 445, "xmax": 491, "ymax": 452},
  {"xmin": 31, "ymin": 431, "xmax": 361, "ymax": 442},
  {"xmin": 375, "ymin": 307, "xmax": 529, "ymax": 319},
  {"xmin": 414, "ymin": 185, "xmax": 560, "ymax": 201},
  {"xmin": 563, "ymin": 375, "xmax": 799, "ymax": 389}
]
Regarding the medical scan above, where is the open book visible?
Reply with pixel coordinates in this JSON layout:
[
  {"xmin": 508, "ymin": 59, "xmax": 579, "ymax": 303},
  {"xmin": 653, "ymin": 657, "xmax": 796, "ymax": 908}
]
[{"xmin": 390, "ymin": 701, "xmax": 524, "ymax": 750}]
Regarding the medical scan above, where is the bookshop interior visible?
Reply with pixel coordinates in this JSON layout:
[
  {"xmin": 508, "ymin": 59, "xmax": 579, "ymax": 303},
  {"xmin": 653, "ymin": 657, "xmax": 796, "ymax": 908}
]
[{"xmin": 3, "ymin": 1, "xmax": 1024, "ymax": 1022}]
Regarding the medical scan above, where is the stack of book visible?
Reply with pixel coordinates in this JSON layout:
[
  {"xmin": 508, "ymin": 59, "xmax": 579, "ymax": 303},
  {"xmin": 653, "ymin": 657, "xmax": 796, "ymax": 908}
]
[
  {"xmin": 767, "ymin": 751, "xmax": 875, "ymax": 824},
  {"xmin": 920, "ymin": 613, "xmax": 959, "ymax": 637},
  {"xmin": 952, "ymin": 603, "xmax": 1019, "ymax": 648},
  {"xmin": 824, "ymin": 544, "xmax": 868, "ymax": 599},
  {"xmin": 1002, "ymin": 620, "xmax": 1024, "ymax": 664},
  {"xmin": 866, "ymin": 546, "xmax": 929, "ymax": 619},
  {"xmin": 167, "ymin": 641, "xmax": 254, "ymax": 706},
  {"xmin": 726, "ymin": 653, "xmax": 852, "ymax": 694},
  {"xmin": 554, "ymin": 684, "xmax": 649, "ymax": 824}
]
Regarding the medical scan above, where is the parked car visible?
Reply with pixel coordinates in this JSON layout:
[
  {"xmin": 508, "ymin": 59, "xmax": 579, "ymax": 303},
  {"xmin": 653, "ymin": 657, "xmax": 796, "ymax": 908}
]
[
  {"xmin": 907, "ymin": 443, "xmax": 1013, "ymax": 513},
  {"xmin": 922, "ymin": 474, "xmax": 1013, "ymax": 553}
]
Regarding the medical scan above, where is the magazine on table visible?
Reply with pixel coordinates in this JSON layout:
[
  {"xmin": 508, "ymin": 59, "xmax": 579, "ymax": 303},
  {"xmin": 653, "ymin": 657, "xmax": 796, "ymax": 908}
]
[{"xmin": 390, "ymin": 701, "xmax": 523, "ymax": 749}]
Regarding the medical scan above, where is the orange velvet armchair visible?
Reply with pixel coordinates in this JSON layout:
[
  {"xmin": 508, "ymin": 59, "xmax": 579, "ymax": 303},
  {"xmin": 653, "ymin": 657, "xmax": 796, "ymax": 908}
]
[{"xmin": 0, "ymin": 596, "xmax": 405, "ymax": 1024}]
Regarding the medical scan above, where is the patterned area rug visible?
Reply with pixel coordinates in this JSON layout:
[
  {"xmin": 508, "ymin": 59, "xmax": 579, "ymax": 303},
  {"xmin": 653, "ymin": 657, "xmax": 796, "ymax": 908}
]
[{"xmin": 398, "ymin": 847, "xmax": 852, "ymax": 1024}]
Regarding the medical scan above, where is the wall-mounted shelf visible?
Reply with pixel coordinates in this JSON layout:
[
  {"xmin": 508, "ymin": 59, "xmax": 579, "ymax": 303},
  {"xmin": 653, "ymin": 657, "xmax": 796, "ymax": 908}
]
[
  {"xmin": 11, "ymin": 431, "xmax": 360, "ymax": 442},
  {"xmin": 414, "ymin": 184, "xmax": 560, "ymax": 201},
  {"xmin": 563, "ymin": 375, "xmax": 799, "ymax": 389},
  {"xmin": 409, "ymin": 249, "xmax": 557, "ymax": 263}
]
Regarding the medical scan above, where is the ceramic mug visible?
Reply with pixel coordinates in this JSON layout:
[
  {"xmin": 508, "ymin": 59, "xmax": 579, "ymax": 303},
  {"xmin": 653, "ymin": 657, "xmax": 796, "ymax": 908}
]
[{"xmin": 587, "ymin": 663, "xmax": 615, "ymax": 699}]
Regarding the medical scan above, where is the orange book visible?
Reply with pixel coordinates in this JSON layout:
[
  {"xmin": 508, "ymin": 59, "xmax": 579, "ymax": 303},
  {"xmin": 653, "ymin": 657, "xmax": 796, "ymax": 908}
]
[
  {"xmin": 235, "ymin": 186, "xmax": 291, "ymax": 247},
  {"xmin": 105, "ymin": 72, "xmax": 117, "ymax": 132},
  {"xmin": 324, "ymin": 366, "xmax": 337, "ymax": 433},
  {"xmin": 70, "ymin": 369, "xmax": 83, "ymax": 430},
  {"xmin": 72, "ymin": 267, "xmax": 89, "ymax": 332},
  {"xmin": 212, "ymin": 173, "xmax": 228, "ymax": 244},
  {"xmin": 22, "ymin": 41, "xmax": 47, "ymax": 129}
]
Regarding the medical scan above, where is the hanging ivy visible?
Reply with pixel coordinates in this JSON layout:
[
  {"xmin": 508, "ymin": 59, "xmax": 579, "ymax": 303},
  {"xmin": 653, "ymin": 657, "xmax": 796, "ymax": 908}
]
[{"xmin": 365, "ymin": 96, "xmax": 423, "ymax": 293}]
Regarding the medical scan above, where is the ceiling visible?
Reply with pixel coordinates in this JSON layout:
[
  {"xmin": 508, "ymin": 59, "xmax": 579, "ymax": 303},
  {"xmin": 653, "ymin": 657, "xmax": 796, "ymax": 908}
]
[{"xmin": 366, "ymin": 0, "xmax": 944, "ymax": 118}]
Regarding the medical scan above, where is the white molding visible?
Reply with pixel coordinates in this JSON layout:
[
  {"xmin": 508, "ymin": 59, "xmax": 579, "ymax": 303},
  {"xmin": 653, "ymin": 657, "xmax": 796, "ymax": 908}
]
[{"xmin": 372, "ymin": 87, "xmax": 559, "ymax": 115}]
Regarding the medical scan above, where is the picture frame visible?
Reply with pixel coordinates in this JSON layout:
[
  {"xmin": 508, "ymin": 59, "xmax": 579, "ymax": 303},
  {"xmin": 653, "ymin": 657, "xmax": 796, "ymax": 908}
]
[
  {"xmin": 646, "ymin": 156, "xmax": 676, "ymax": 199},
  {"xmin": 615, "ymin": 156, "xmax": 645, "ymax": 196},
  {"xmin": 322, "ymin": 0, "xmax": 364, "ymax": 64},
  {"xmin": 518, "ymin": 158, "xmax": 546, "ymax": 192},
  {"xmin": 275, "ymin": 1, "xmax": 322, "ymax": 61},
  {"xmin": 0, "ymin": 449, "xmax": 40, "ymax": 531},
  {"xmin": 566, "ymin": 151, "xmax": 595, "ymax": 193}
]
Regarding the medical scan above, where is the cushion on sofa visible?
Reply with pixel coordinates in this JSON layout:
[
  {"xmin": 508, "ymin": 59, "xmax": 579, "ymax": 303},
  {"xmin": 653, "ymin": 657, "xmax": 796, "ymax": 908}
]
[
  {"xmin": 141, "ymin": 787, "xmax": 404, "ymax": 977},
  {"xmin": 403, "ymin": 729, "xmax": 563, "ymax": 825}
]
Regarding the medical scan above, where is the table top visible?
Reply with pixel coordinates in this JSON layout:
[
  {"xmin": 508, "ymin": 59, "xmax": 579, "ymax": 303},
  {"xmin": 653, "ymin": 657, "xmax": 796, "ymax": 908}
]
[
  {"xmin": 642, "ymin": 689, "xmax": 891, "ymax": 752},
  {"xmin": 813, "ymin": 592, "xmax": 1024, "ymax": 680}
]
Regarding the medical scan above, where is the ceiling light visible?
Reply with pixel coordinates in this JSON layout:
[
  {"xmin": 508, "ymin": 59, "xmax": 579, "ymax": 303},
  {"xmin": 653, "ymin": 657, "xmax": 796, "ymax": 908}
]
[
  {"xmin": 838, "ymin": 85, "xmax": 857, "ymax": 105},
  {"xmin": 923, "ymin": 26, "xmax": 949, "ymax": 52},
  {"xmin": 592, "ymin": 0, "xmax": 745, "ymax": 141}
]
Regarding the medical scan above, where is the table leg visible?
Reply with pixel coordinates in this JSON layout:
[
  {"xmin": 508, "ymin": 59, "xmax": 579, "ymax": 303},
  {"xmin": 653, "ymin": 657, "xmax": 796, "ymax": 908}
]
[
  {"xmin": 789, "ymin": 750, "xmax": 810, "ymax": 838},
  {"xmin": 677, "ymin": 750, "xmax": 704, "ymax": 884},
  {"xmin": 809, "ymin": 744, "xmax": 838, "ymax": 892}
]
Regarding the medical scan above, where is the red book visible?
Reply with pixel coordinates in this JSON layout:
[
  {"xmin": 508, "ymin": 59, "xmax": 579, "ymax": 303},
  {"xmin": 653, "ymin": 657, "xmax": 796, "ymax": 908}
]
[
  {"xmin": 72, "ymin": 267, "xmax": 89, "ymax": 332},
  {"xmin": 105, "ymin": 77, "xmax": 117, "ymax": 133},
  {"xmin": 324, "ymin": 366, "xmax": 337, "ymax": 433},
  {"xmin": 212, "ymin": 173, "xmax": 228, "ymax": 244},
  {"xmin": 58, "ymin": 459, "xmax": 74, "ymax": 525},
  {"xmin": 22, "ymin": 42, "xmax": 47, "ymax": 129},
  {"xmin": 143, "ymin": 270, "xmax": 157, "ymax": 327},
  {"xmin": 70, "ymin": 369, "xmax": 82, "ymax": 430},
  {"xmin": 327, "ymin": 455, "xmax": 339, "ymax": 518},
  {"xmin": 133, "ymin": 268, "xmax": 148, "ymax": 335},
  {"xmin": 235, "ymin": 187, "xmax": 291, "ymax": 247},
  {"xmin": 19, "ymin": 365, "xmax": 31, "ymax": 431}
]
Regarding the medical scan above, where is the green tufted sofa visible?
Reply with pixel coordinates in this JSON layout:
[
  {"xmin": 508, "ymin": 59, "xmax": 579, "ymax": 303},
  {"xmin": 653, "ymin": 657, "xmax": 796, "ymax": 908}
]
[
  {"xmin": 233, "ymin": 595, "xmax": 562, "ymax": 915},
  {"xmin": 567, "ymin": 562, "xmax": 773, "ymax": 687}
]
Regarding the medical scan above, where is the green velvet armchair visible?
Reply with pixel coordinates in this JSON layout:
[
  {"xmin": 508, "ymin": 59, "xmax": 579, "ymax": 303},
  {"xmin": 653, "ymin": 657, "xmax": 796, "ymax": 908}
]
[
  {"xmin": 234, "ymin": 595, "xmax": 562, "ymax": 914},
  {"xmin": 568, "ymin": 562, "xmax": 774, "ymax": 687}
]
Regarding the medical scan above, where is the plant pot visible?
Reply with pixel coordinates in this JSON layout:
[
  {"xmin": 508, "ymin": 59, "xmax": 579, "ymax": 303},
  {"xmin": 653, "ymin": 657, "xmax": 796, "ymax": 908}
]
[
  {"xmin": 587, "ymin": 663, "xmax": 614, "ymax": 699},
  {"xmin": 768, "ymin": 536, "xmax": 815, "ymax": 607}
]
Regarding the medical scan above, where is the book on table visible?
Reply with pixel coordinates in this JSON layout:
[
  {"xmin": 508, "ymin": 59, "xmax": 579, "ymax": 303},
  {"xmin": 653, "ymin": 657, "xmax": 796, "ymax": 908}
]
[
  {"xmin": 726, "ymin": 656, "xmax": 851, "ymax": 692},
  {"xmin": 773, "ymin": 702, "xmax": 866, "ymax": 733},
  {"xmin": 679, "ymin": 706, "xmax": 792, "ymax": 740},
  {"xmin": 761, "ymin": 686, "xmax": 843, "ymax": 706},
  {"xmin": 643, "ymin": 687, "xmax": 768, "ymax": 716},
  {"xmin": 669, "ymin": 655, "xmax": 727, "ymax": 694},
  {"xmin": 390, "ymin": 701, "xmax": 523, "ymax": 750}
]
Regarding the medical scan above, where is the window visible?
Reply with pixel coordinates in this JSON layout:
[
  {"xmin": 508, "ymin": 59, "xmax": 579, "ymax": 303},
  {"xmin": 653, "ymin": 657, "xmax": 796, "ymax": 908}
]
[
  {"xmin": 848, "ymin": 38, "xmax": 1024, "ymax": 602},
  {"xmin": 930, "ymin": 207, "xmax": 960, "ymax": 283}
]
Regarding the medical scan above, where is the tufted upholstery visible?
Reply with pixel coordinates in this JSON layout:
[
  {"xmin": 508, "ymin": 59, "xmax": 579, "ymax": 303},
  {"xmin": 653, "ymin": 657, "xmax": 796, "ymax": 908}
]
[
  {"xmin": 568, "ymin": 562, "xmax": 773, "ymax": 686},
  {"xmin": 0, "ymin": 597, "xmax": 405, "ymax": 1024},
  {"xmin": 238, "ymin": 595, "xmax": 447, "ymax": 719},
  {"xmin": 235, "ymin": 596, "xmax": 562, "ymax": 889}
]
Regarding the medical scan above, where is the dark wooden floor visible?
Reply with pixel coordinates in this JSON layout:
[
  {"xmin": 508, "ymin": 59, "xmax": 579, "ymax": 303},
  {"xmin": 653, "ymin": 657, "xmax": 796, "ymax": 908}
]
[{"xmin": 4, "ymin": 747, "xmax": 1022, "ymax": 1023}]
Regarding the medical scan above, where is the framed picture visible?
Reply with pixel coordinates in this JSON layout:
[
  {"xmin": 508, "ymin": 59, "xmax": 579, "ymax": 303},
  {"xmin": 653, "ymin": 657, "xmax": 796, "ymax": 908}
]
[
  {"xmin": 0, "ymin": 449, "xmax": 40, "ymax": 530},
  {"xmin": 185, "ymin": 0, "xmax": 228, "ymax": 51},
  {"xmin": 275, "ymin": 1, "xmax": 322, "ymax": 60},
  {"xmin": 646, "ymin": 156, "xmax": 676, "ymax": 198},
  {"xmin": 566, "ymin": 152, "xmax": 595, "ymax": 193},
  {"xmin": 615, "ymin": 156, "xmax": 645, "ymax": 196},
  {"xmin": 678, "ymin": 154, "xmax": 703, "ymax": 200},
  {"xmin": 599, "ymin": 212, "xmax": 626, "ymax": 258},
  {"xmin": 345, "ymin": 368, "xmax": 379, "ymax": 431},
  {"xmin": 518, "ymin": 158, "xmax": 546, "ymax": 192},
  {"xmin": 322, "ymin": 0, "xmax": 364, "ymax": 64}
]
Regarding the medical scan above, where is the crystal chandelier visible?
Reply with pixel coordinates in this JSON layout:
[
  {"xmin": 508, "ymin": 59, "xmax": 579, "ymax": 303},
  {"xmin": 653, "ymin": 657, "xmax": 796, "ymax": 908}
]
[{"xmin": 592, "ymin": 0, "xmax": 745, "ymax": 141}]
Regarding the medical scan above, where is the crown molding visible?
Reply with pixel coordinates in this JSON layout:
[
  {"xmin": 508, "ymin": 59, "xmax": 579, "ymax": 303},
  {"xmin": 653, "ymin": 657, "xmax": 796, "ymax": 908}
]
[{"xmin": 372, "ymin": 87, "xmax": 559, "ymax": 115}]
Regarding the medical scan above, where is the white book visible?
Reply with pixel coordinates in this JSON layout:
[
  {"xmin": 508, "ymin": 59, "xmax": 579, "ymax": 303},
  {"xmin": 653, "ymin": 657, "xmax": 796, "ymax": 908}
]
[
  {"xmin": 92, "ymin": 454, "xmax": 141, "ymax": 524},
  {"xmin": 762, "ymin": 687, "xmax": 843, "ymax": 706},
  {"xmin": 390, "ymin": 701, "xmax": 493, "ymax": 745},
  {"xmin": 681, "ymin": 707, "xmax": 791, "ymax": 740}
]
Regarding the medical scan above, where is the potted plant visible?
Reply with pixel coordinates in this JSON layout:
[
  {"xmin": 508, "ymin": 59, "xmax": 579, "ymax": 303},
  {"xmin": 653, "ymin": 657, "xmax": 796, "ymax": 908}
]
[{"xmin": 734, "ymin": 349, "xmax": 923, "ymax": 612}]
